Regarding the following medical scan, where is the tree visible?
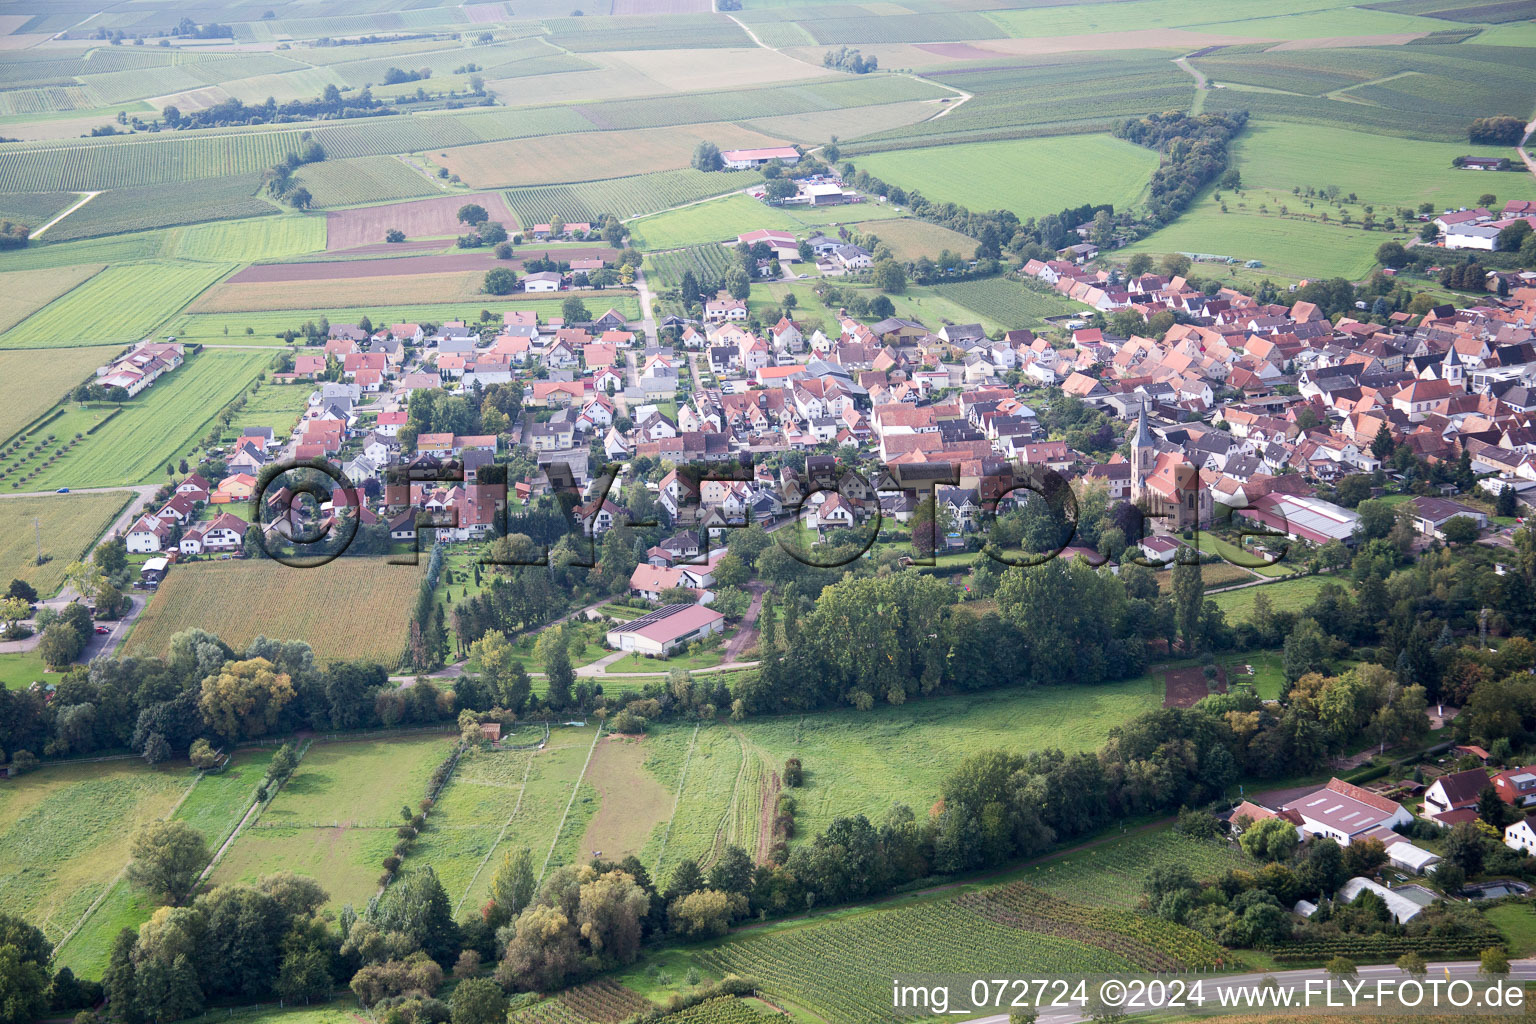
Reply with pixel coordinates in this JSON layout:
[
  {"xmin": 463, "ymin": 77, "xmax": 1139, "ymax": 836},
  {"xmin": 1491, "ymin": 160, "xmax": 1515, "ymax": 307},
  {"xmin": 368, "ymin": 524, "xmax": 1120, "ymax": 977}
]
[
  {"xmin": 1239, "ymin": 817, "xmax": 1298, "ymax": 862},
  {"xmin": 1325, "ymin": 956, "xmax": 1357, "ymax": 979},
  {"xmin": 1441, "ymin": 515, "xmax": 1479, "ymax": 546},
  {"xmin": 1497, "ymin": 486, "xmax": 1519, "ymax": 518},
  {"xmin": 667, "ymin": 889, "xmax": 737, "ymax": 938},
  {"xmin": 188, "ymin": 738, "xmax": 221, "ymax": 770},
  {"xmin": 483, "ymin": 267, "xmax": 517, "ymax": 295},
  {"xmin": 544, "ymin": 641, "xmax": 573, "ymax": 710},
  {"xmin": 199, "ymin": 658, "xmax": 296, "ymax": 741},
  {"xmin": 0, "ymin": 943, "xmax": 50, "ymax": 1024},
  {"xmin": 1443, "ymin": 821, "xmax": 1486, "ymax": 875},
  {"xmin": 1481, "ymin": 946, "xmax": 1510, "ymax": 978},
  {"xmin": 1396, "ymin": 951, "xmax": 1427, "ymax": 978},
  {"xmin": 1159, "ymin": 253, "xmax": 1192, "ymax": 278},
  {"xmin": 127, "ymin": 820, "xmax": 209, "ymax": 905},
  {"xmin": 1375, "ymin": 240, "xmax": 1408, "ymax": 269},
  {"xmin": 369, "ymin": 866, "xmax": 459, "ymax": 963},
  {"xmin": 691, "ymin": 141, "xmax": 723, "ymax": 172},
  {"xmin": 725, "ymin": 267, "xmax": 751, "ymax": 301},
  {"xmin": 457, "ymin": 203, "xmax": 489, "ymax": 226},
  {"xmin": 38, "ymin": 622, "xmax": 81, "ymax": 670},
  {"xmin": 489, "ymin": 848, "xmax": 536, "ymax": 923},
  {"xmin": 872, "ymin": 259, "xmax": 906, "ymax": 294},
  {"xmin": 1170, "ymin": 558, "xmax": 1204, "ymax": 653},
  {"xmin": 450, "ymin": 977, "xmax": 506, "ymax": 1024},
  {"xmin": 561, "ymin": 297, "xmax": 590, "ymax": 323},
  {"xmin": 386, "ymin": 229, "xmax": 405, "ymax": 243},
  {"xmin": 0, "ymin": 597, "xmax": 28, "ymax": 636},
  {"xmin": 7, "ymin": 580, "xmax": 37, "ymax": 604},
  {"xmin": 764, "ymin": 178, "xmax": 797, "ymax": 202}
]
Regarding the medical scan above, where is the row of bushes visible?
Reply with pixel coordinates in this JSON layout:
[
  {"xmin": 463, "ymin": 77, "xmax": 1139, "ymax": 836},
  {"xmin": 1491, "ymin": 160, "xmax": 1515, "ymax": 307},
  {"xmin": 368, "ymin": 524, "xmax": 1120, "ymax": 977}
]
[{"xmin": 381, "ymin": 744, "xmax": 461, "ymax": 885}]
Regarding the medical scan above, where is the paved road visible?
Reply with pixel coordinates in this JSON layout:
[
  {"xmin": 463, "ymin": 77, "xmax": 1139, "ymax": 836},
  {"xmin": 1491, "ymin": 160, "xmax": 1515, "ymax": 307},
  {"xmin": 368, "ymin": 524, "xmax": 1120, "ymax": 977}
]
[{"xmin": 967, "ymin": 960, "xmax": 1536, "ymax": 1023}]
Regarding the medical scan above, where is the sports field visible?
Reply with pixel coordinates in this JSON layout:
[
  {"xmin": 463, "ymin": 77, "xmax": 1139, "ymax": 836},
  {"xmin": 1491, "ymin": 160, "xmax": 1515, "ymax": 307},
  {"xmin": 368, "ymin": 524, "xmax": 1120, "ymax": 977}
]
[
  {"xmin": 125, "ymin": 556, "xmax": 423, "ymax": 667},
  {"xmin": 852, "ymin": 135, "xmax": 1159, "ymax": 221},
  {"xmin": 0, "ymin": 491, "xmax": 127, "ymax": 596}
]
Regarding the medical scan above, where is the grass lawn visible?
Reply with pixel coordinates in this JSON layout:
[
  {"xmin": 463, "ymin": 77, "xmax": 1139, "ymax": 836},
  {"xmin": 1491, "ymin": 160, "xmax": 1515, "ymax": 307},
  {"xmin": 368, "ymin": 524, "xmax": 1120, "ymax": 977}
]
[
  {"xmin": 1230, "ymin": 121, "xmax": 1535, "ymax": 214},
  {"xmin": 604, "ymin": 644, "xmax": 727, "ymax": 674},
  {"xmin": 0, "ymin": 649, "xmax": 51, "ymax": 690},
  {"xmin": 1485, "ymin": 902, "xmax": 1536, "ymax": 957},
  {"xmin": 212, "ymin": 734, "xmax": 455, "ymax": 910},
  {"xmin": 640, "ymin": 675, "xmax": 1164, "ymax": 875},
  {"xmin": 1121, "ymin": 194, "xmax": 1391, "ymax": 280},
  {"xmin": 0, "ymin": 491, "xmax": 127, "ymax": 595},
  {"xmin": 1210, "ymin": 573, "xmax": 1338, "ymax": 621},
  {"xmin": 852, "ymin": 135, "xmax": 1157, "ymax": 221}
]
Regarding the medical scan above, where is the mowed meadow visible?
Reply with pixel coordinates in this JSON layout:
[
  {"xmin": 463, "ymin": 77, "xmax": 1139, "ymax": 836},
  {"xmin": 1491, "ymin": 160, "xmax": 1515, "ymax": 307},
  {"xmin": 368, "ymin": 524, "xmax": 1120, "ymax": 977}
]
[{"xmin": 125, "ymin": 557, "xmax": 426, "ymax": 666}]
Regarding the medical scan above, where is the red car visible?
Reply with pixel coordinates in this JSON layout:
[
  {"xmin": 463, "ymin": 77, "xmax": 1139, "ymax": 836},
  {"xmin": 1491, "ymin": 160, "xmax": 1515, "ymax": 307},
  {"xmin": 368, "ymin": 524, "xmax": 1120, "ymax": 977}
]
[{"xmin": 94, "ymin": 625, "xmax": 110, "ymax": 635}]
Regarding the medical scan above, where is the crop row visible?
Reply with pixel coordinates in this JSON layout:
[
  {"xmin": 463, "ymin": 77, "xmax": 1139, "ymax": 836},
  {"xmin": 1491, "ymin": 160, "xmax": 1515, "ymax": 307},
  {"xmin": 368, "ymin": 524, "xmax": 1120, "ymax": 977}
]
[
  {"xmin": 574, "ymin": 75, "xmax": 946, "ymax": 132},
  {"xmin": 1023, "ymin": 833, "xmax": 1254, "ymax": 911},
  {"xmin": 293, "ymin": 156, "xmax": 441, "ymax": 209},
  {"xmin": 656, "ymin": 997, "xmax": 775, "ymax": 1023},
  {"xmin": 506, "ymin": 169, "xmax": 759, "ymax": 228},
  {"xmin": 697, "ymin": 898, "xmax": 1134, "ymax": 1021},
  {"xmin": 646, "ymin": 244, "xmax": 738, "ymax": 290},
  {"xmin": 559, "ymin": 979, "xmax": 650, "ymax": 1022},
  {"xmin": 1271, "ymin": 931, "xmax": 1500, "ymax": 965},
  {"xmin": 957, "ymin": 883, "xmax": 1228, "ymax": 970},
  {"xmin": 932, "ymin": 278, "xmax": 1080, "ymax": 329}
]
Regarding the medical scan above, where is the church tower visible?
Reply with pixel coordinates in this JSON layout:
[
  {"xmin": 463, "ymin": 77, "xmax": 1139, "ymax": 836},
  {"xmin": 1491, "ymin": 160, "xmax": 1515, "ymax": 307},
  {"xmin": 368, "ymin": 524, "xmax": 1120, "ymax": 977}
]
[
  {"xmin": 1442, "ymin": 344, "xmax": 1464, "ymax": 387},
  {"xmin": 1131, "ymin": 401, "xmax": 1156, "ymax": 499}
]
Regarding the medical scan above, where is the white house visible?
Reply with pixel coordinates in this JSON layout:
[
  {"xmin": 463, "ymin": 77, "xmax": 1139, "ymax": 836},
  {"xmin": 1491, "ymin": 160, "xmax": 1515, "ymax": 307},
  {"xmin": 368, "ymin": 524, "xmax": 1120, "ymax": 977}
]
[
  {"xmin": 1280, "ymin": 778, "xmax": 1412, "ymax": 846},
  {"xmin": 126, "ymin": 515, "xmax": 171, "ymax": 554},
  {"xmin": 523, "ymin": 271, "xmax": 562, "ymax": 293},
  {"xmin": 604, "ymin": 603, "xmax": 726, "ymax": 656},
  {"xmin": 1505, "ymin": 814, "xmax": 1536, "ymax": 855}
]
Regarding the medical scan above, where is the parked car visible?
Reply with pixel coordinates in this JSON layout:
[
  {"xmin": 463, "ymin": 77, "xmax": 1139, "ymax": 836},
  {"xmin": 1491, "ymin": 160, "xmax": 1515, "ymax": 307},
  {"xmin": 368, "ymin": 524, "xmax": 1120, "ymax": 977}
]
[
  {"xmin": 94, "ymin": 625, "xmax": 109, "ymax": 634},
  {"xmin": 56, "ymin": 487, "xmax": 69, "ymax": 493}
]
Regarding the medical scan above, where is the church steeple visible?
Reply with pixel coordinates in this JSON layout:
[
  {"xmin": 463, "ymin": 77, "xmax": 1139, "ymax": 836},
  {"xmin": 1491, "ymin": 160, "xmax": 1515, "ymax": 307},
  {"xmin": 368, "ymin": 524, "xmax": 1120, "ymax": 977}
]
[
  {"xmin": 1131, "ymin": 400, "xmax": 1156, "ymax": 496},
  {"xmin": 1132, "ymin": 400, "xmax": 1156, "ymax": 449}
]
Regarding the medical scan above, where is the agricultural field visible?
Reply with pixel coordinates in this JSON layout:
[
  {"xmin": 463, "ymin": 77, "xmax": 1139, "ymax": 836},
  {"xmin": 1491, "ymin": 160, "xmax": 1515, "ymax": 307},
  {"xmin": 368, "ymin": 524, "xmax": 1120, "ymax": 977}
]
[
  {"xmin": 212, "ymin": 734, "xmax": 456, "ymax": 910},
  {"xmin": 436, "ymin": 124, "xmax": 789, "ymax": 189},
  {"xmin": 55, "ymin": 748, "xmax": 276, "ymax": 978},
  {"xmin": 410, "ymin": 725, "xmax": 601, "ymax": 913},
  {"xmin": 931, "ymin": 276, "xmax": 1084, "ymax": 328},
  {"xmin": 125, "ymin": 556, "xmax": 424, "ymax": 666},
  {"xmin": 0, "ymin": 758, "xmax": 195, "ymax": 949},
  {"xmin": 292, "ymin": 156, "xmax": 445, "ymax": 209},
  {"xmin": 325, "ymin": 192, "xmax": 517, "ymax": 250},
  {"xmin": 3, "ymin": 350, "xmax": 271, "ymax": 490},
  {"xmin": 0, "ymin": 190, "xmax": 77, "ymax": 228},
  {"xmin": 505, "ymin": 168, "xmax": 762, "ymax": 228},
  {"xmin": 42, "ymin": 175, "xmax": 279, "ymax": 242},
  {"xmin": 628, "ymin": 194, "xmax": 804, "ymax": 251},
  {"xmin": 0, "ymin": 343, "xmax": 112, "ymax": 440},
  {"xmin": 189, "ymin": 269, "xmax": 495, "ymax": 313},
  {"xmin": 645, "ymin": 243, "xmax": 738, "ymax": 289},
  {"xmin": 852, "ymin": 217, "xmax": 976, "ymax": 261},
  {"xmin": 0, "ymin": 260, "xmax": 231, "ymax": 348},
  {"xmin": 852, "ymin": 135, "xmax": 1157, "ymax": 221},
  {"xmin": 0, "ymin": 491, "xmax": 127, "ymax": 596}
]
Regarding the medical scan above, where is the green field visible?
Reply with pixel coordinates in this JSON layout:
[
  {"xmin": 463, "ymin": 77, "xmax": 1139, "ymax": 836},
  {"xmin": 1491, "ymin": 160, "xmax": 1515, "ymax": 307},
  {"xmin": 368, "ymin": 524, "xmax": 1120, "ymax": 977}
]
[
  {"xmin": 292, "ymin": 156, "xmax": 444, "ymax": 208},
  {"xmin": 640, "ymin": 676, "xmax": 1162, "ymax": 876},
  {"xmin": 0, "ymin": 650, "xmax": 49, "ymax": 690},
  {"xmin": 43, "ymin": 176, "xmax": 280, "ymax": 242},
  {"xmin": 55, "ymin": 748, "xmax": 276, "ymax": 978},
  {"xmin": 6, "ymin": 350, "xmax": 270, "ymax": 489},
  {"xmin": 853, "ymin": 135, "xmax": 1158, "ymax": 221},
  {"xmin": 0, "ymin": 345, "xmax": 116, "ymax": 442},
  {"xmin": 930, "ymin": 277, "xmax": 1083, "ymax": 329},
  {"xmin": 0, "ymin": 261, "xmax": 231, "ymax": 349},
  {"xmin": 1210, "ymin": 574, "xmax": 1337, "ymax": 620},
  {"xmin": 507, "ymin": 168, "xmax": 764, "ymax": 227},
  {"xmin": 628, "ymin": 194, "xmax": 805, "ymax": 251},
  {"xmin": 0, "ymin": 491, "xmax": 128, "ymax": 596},
  {"xmin": 212, "ymin": 734, "xmax": 455, "ymax": 910},
  {"xmin": 0, "ymin": 759, "xmax": 195, "ymax": 948}
]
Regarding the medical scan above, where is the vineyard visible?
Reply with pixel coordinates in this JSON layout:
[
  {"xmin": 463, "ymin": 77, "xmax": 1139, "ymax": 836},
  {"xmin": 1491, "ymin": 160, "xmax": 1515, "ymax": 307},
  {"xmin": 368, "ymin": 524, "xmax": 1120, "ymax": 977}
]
[
  {"xmin": 510, "ymin": 980, "xmax": 651, "ymax": 1023},
  {"xmin": 930, "ymin": 277, "xmax": 1081, "ymax": 329},
  {"xmin": 504, "ymin": 169, "xmax": 761, "ymax": 228},
  {"xmin": 292, "ymin": 156, "xmax": 442, "ymax": 208},
  {"xmin": 653, "ymin": 997, "xmax": 778, "ymax": 1023},
  {"xmin": 698, "ymin": 897, "xmax": 1137, "ymax": 1021},
  {"xmin": 541, "ymin": 13, "xmax": 752, "ymax": 50},
  {"xmin": 1271, "ymin": 927, "xmax": 1503, "ymax": 965},
  {"xmin": 956, "ymin": 883, "xmax": 1229, "ymax": 970},
  {"xmin": 42, "ymin": 175, "xmax": 279, "ymax": 242},
  {"xmin": 645, "ymin": 244, "xmax": 737, "ymax": 290},
  {"xmin": 1023, "ymin": 832, "xmax": 1256, "ymax": 911}
]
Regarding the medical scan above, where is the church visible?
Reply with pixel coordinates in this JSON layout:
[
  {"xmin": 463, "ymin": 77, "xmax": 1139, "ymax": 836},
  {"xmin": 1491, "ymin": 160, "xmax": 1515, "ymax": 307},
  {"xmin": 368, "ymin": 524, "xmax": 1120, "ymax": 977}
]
[{"xmin": 1130, "ymin": 403, "xmax": 1213, "ymax": 531}]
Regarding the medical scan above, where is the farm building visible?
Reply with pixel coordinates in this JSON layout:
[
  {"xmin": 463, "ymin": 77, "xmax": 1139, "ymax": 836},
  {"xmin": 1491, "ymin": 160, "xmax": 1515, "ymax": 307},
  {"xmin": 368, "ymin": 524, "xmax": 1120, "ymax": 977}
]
[
  {"xmin": 605, "ymin": 603, "xmax": 726, "ymax": 657},
  {"xmin": 1280, "ymin": 778, "xmax": 1412, "ymax": 846},
  {"xmin": 721, "ymin": 146, "xmax": 800, "ymax": 170}
]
